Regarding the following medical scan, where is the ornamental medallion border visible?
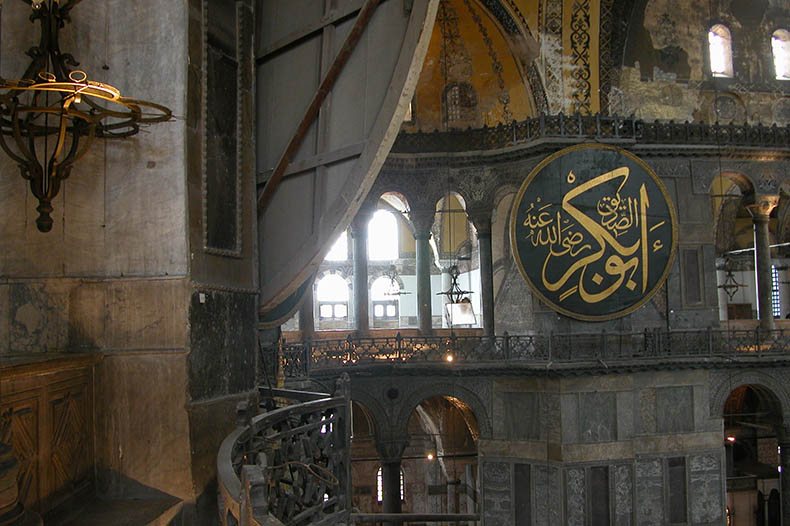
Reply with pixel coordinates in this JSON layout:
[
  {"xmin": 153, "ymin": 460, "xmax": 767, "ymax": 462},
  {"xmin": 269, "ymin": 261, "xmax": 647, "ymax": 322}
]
[{"xmin": 509, "ymin": 143, "xmax": 679, "ymax": 321}]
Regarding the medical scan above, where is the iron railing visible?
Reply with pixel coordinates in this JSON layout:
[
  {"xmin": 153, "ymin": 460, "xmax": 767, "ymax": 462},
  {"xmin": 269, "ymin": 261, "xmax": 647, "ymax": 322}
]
[
  {"xmin": 280, "ymin": 328, "xmax": 790, "ymax": 378},
  {"xmin": 218, "ymin": 378, "xmax": 352, "ymax": 526},
  {"xmin": 390, "ymin": 113, "xmax": 790, "ymax": 153}
]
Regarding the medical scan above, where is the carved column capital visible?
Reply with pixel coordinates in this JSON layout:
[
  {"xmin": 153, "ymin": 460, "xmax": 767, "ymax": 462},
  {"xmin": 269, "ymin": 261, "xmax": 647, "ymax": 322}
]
[
  {"xmin": 410, "ymin": 209, "xmax": 435, "ymax": 239},
  {"xmin": 744, "ymin": 194, "xmax": 779, "ymax": 220},
  {"xmin": 375, "ymin": 437, "xmax": 409, "ymax": 463},
  {"xmin": 350, "ymin": 206, "xmax": 376, "ymax": 238},
  {"xmin": 467, "ymin": 206, "xmax": 492, "ymax": 236}
]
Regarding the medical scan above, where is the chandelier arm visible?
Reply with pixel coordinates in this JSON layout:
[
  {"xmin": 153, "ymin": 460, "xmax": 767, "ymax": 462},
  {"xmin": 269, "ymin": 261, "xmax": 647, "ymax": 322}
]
[
  {"xmin": 56, "ymin": 121, "xmax": 96, "ymax": 177},
  {"xmin": 118, "ymin": 98, "xmax": 173, "ymax": 124},
  {"xmin": 9, "ymin": 105, "xmax": 40, "ymax": 177},
  {"xmin": 49, "ymin": 104, "xmax": 72, "ymax": 164},
  {"xmin": 0, "ymin": 114, "xmax": 30, "ymax": 166}
]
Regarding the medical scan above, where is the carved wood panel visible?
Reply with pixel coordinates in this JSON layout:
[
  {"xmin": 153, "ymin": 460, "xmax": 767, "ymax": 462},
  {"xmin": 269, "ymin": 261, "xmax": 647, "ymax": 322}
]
[
  {"xmin": 49, "ymin": 387, "xmax": 91, "ymax": 504},
  {"xmin": 2, "ymin": 397, "xmax": 39, "ymax": 511},
  {"xmin": 0, "ymin": 356, "xmax": 97, "ymax": 515}
]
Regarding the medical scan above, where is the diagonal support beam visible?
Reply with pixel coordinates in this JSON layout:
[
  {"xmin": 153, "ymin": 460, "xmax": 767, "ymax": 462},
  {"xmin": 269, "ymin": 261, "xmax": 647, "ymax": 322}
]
[{"xmin": 257, "ymin": 0, "xmax": 382, "ymax": 213}]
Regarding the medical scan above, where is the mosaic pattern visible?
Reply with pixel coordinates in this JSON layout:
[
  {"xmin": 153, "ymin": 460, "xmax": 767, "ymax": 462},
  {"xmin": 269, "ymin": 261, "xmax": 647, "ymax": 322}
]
[
  {"xmin": 543, "ymin": 0, "xmax": 564, "ymax": 113},
  {"xmin": 461, "ymin": 0, "xmax": 512, "ymax": 121},
  {"xmin": 569, "ymin": 0, "xmax": 592, "ymax": 114}
]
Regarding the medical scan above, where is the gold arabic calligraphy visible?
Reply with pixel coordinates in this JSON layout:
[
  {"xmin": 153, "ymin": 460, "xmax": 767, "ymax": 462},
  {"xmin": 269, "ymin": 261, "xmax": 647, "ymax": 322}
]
[{"xmin": 522, "ymin": 166, "xmax": 667, "ymax": 305}]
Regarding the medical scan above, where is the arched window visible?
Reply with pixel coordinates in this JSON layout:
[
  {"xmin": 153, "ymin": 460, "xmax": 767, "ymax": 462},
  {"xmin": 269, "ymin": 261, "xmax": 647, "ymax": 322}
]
[
  {"xmin": 325, "ymin": 231, "xmax": 348, "ymax": 261},
  {"xmin": 772, "ymin": 29, "xmax": 790, "ymax": 79},
  {"xmin": 371, "ymin": 276, "xmax": 399, "ymax": 321},
  {"xmin": 368, "ymin": 210, "xmax": 399, "ymax": 261},
  {"xmin": 708, "ymin": 25, "xmax": 733, "ymax": 78},
  {"xmin": 376, "ymin": 467, "xmax": 405, "ymax": 503},
  {"xmin": 316, "ymin": 274, "xmax": 349, "ymax": 320}
]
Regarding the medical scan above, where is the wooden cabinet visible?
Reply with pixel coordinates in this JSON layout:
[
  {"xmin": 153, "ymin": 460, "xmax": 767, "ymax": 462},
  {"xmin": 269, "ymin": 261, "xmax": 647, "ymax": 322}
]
[{"xmin": 1, "ymin": 354, "xmax": 100, "ymax": 515}]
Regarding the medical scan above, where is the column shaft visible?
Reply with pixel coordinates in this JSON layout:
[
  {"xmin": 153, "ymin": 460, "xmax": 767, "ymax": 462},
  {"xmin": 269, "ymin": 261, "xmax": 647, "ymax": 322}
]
[
  {"xmin": 478, "ymin": 230, "xmax": 495, "ymax": 337},
  {"xmin": 381, "ymin": 460, "xmax": 402, "ymax": 516},
  {"xmin": 781, "ymin": 441, "xmax": 790, "ymax": 525},
  {"xmin": 298, "ymin": 285, "xmax": 315, "ymax": 340},
  {"xmin": 753, "ymin": 214, "xmax": 775, "ymax": 331},
  {"xmin": 352, "ymin": 217, "xmax": 370, "ymax": 335},
  {"xmin": 416, "ymin": 233, "xmax": 432, "ymax": 335}
]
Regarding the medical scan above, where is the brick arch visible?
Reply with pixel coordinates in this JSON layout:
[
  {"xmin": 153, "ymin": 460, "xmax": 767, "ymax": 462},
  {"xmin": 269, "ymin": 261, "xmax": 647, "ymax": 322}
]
[
  {"xmin": 395, "ymin": 380, "xmax": 492, "ymax": 440},
  {"xmin": 709, "ymin": 370, "xmax": 790, "ymax": 423}
]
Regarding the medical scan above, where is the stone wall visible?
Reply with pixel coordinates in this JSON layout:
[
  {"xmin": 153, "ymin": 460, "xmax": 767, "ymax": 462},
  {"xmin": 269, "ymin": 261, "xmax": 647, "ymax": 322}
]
[
  {"xmin": 345, "ymin": 367, "xmax": 728, "ymax": 525},
  {"xmin": 0, "ymin": 1, "xmax": 259, "ymax": 523}
]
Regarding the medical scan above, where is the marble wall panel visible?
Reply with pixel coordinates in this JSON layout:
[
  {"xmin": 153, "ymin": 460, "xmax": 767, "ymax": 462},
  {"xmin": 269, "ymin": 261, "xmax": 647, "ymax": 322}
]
[
  {"xmin": 613, "ymin": 464, "xmax": 633, "ymax": 526},
  {"xmin": 561, "ymin": 393, "xmax": 580, "ymax": 444},
  {"xmin": 482, "ymin": 461, "xmax": 511, "ymax": 526},
  {"xmin": 94, "ymin": 352, "xmax": 193, "ymax": 501},
  {"xmin": 635, "ymin": 458, "xmax": 664, "ymax": 526},
  {"xmin": 617, "ymin": 391, "xmax": 634, "ymax": 440},
  {"xmin": 9, "ymin": 281, "xmax": 72, "ymax": 353},
  {"xmin": 543, "ymin": 393, "xmax": 561, "ymax": 443},
  {"xmin": 533, "ymin": 464, "xmax": 561, "ymax": 526},
  {"xmin": 639, "ymin": 388, "xmax": 657, "ymax": 434},
  {"xmin": 565, "ymin": 467, "xmax": 585, "ymax": 526},
  {"xmin": 501, "ymin": 392, "xmax": 540, "ymax": 440},
  {"xmin": 579, "ymin": 391, "xmax": 617, "ymax": 442},
  {"xmin": 656, "ymin": 386, "xmax": 694, "ymax": 433},
  {"xmin": 689, "ymin": 453, "xmax": 723, "ymax": 524}
]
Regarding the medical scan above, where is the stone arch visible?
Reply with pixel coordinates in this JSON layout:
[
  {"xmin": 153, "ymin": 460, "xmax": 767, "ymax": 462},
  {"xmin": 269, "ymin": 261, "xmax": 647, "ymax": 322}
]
[
  {"xmin": 711, "ymin": 172, "xmax": 756, "ymax": 255},
  {"xmin": 774, "ymin": 190, "xmax": 790, "ymax": 246},
  {"xmin": 434, "ymin": 191, "xmax": 473, "ymax": 260},
  {"xmin": 719, "ymin": 171, "xmax": 756, "ymax": 194},
  {"xmin": 396, "ymin": 381, "xmax": 492, "ymax": 440},
  {"xmin": 368, "ymin": 268, "xmax": 406, "ymax": 290},
  {"xmin": 491, "ymin": 189, "xmax": 518, "ymax": 303},
  {"xmin": 709, "ymin": 369, "xmax": 790, "ymax": 423},
  {"xmin": 350, "ymin": 385, "xmax": 390, "ymax": 443}
]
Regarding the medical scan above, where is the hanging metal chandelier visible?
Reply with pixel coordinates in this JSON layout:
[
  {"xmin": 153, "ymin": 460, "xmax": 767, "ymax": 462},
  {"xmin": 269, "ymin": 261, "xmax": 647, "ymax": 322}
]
[{"xmin": 0, "ymin": 0, "xmax": 172, "ymax": 232}]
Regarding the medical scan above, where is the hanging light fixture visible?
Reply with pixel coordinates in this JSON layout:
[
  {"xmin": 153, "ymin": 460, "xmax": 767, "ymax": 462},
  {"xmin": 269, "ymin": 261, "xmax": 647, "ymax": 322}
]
[
  {"xmin": 0, "ymin": 0, "xmax": 172, "ymax": 232},
  {"xmin": 383, "ymin": 264, "xmax": 411, "ymax": 297},
  {"xmin": 437, "ymin": 264, "xmax": 475, "ymax": 326},
  {"xmin": 717, "ymin": 257, "xmax": 747, "ymax": 302}
]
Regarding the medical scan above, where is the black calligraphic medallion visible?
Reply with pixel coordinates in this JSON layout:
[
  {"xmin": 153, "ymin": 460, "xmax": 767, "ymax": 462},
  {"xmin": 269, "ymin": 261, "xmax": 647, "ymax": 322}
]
[{"xmin": 510, "ymin": 144, "xmax": 678, "ymax": 321}]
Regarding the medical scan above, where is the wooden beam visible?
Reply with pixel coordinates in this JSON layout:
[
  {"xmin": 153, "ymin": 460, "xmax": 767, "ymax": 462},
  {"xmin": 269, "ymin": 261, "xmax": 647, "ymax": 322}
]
[
  {"xmin": 256, "ymin": 0, "xmax": 364, "ymax": 61},
  {"xmin": 257, "ymin": 0, "xmax": 381, "ymax": 214},
  {"xmin": 256, "ymin": 141, "xmax": 365, "ymax": 184}
]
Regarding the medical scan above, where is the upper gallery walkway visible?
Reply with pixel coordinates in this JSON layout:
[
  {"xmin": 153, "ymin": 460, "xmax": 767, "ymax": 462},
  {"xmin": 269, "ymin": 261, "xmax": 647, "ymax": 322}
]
[{"xmin": 276, "ymin": 321, "xmax": 790, "ymax": 380}]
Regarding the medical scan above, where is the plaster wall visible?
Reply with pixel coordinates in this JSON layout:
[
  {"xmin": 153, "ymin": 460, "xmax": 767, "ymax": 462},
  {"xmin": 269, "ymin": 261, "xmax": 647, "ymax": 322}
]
[{"xmin": 621, "ymin": 0, "xmax": 790, "ymax": 124}]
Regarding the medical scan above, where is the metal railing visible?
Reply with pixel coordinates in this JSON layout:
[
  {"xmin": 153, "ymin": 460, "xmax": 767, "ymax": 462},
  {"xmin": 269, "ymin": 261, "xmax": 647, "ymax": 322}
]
[
  {"xmin": 280, "ymin": 327, "xmax": 790, "ymax": 378},
  {"xmin": 218, "ymin": 378, "xmax": 352, "ymax": 526},
  {"xmin": 390, "ymin": 113, "xmax": 790, "ymax": 153}
]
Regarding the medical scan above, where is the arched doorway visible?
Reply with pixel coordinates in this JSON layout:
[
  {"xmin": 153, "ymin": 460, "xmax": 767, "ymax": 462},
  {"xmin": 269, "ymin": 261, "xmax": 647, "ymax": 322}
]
[
  {"xmin": 403, "ymin": 395, "xmax": 479, "ymax": 517},
  {"xmin": 350, "ymin": 401, "xmax": 380, "ymax": 513},
  {"xmin": 724, "ymin": 384, "xmax": 784, "ymax": 526}
]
